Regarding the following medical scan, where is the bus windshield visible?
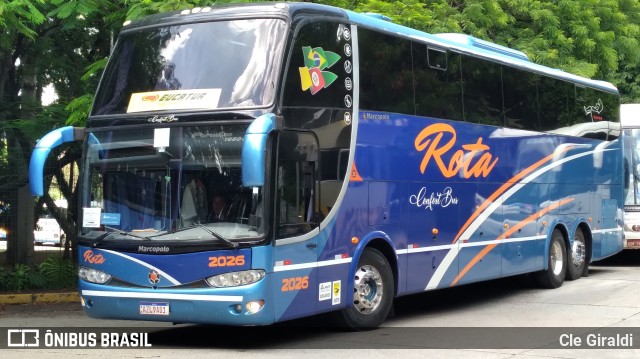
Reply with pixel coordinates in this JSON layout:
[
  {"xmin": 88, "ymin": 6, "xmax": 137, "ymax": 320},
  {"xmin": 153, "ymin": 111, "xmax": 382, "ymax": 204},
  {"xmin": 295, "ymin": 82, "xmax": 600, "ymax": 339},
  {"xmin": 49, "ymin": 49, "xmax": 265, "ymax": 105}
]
[
  {"xmin": 80, "ymin": 124, "xmax": 265, "ymax": 245},
  {"xmin": 624, "ymin": 127, "xmax": 640, "ymax": 206},
  {"xmin": 92, "ymin": 18, "xmax": 286, "ymax": 115}
]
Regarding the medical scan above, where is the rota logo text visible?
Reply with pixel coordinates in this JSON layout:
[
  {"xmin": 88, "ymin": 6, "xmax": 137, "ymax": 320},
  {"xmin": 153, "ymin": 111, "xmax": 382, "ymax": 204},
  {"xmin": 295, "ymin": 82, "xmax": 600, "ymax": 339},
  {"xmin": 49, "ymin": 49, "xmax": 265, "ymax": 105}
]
[
  {"xmin": 83, "ymin": 250, "xmax": 105, "ymax": 264},
  {"xmin": 414, "ymin": 123, "xmax": 498, "ymax": 178}
]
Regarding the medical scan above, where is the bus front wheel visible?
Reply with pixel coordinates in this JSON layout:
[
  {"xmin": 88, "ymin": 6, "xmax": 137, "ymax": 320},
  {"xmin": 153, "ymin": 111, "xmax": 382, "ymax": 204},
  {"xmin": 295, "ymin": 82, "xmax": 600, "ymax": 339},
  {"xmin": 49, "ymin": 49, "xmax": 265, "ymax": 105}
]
[
  {"xmin": 535, "ymin": 229, "xmax": 567, "ymax": 289},
  {"xmin": 336, "ymin": 247, "xmax": 394, "ymax": 330}
]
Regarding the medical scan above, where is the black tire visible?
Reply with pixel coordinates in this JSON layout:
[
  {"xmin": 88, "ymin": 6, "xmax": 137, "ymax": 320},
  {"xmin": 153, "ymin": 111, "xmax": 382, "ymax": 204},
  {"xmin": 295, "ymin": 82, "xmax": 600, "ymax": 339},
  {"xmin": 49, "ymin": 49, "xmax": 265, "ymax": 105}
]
[
  {"xmin": 535, "ymin": 229, "xmax": 567, "ymax": 289},
  {"xmin": 334, "ymin": 247, "xmax": 394, "ymax": 330},
  {"xmin": 566, "ymin": 228, "xmax": 587, "ymax": 280}
]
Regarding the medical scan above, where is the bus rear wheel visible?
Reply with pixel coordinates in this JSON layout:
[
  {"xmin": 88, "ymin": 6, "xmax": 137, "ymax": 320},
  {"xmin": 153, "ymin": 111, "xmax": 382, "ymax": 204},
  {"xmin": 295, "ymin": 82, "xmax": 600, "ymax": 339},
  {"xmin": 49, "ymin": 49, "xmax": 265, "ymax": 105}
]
[
  {"xmin": 566, "ymin": 228, "xmax": 586, "ymax": 280},
  {"xmin": 335, "ymin": 247, "xmax": 394, "ymax": 330},
  {"xmin": 535, "ymin": 229, "xmax": 566, "ymax": 289}
]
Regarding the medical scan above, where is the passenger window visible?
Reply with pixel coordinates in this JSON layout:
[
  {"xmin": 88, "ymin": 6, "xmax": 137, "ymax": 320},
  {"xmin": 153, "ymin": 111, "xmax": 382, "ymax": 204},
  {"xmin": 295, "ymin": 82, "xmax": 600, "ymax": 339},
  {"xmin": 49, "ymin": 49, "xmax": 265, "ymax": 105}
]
[
  {"xmin": 414, "ymin": 44, "xmax": 463, "ymax": 121},
  {"xmin": 359, "ymin": 28, "xmax": 414, "ymax": 114},
  {"xmin": 461, "ymin": 56, "xmax": 504, "ymax": 126},
  {"xmin": 503, "ymin": 67, "xmax": 539, "ymax": 131}
]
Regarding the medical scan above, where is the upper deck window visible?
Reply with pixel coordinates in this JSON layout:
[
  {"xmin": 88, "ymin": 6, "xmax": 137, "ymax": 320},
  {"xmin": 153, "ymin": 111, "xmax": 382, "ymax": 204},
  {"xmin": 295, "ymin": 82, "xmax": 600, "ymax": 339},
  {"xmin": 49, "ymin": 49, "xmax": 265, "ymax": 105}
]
[{"xmin": 93, "ymin": 19, "xmax": 286, "ymax": 116}]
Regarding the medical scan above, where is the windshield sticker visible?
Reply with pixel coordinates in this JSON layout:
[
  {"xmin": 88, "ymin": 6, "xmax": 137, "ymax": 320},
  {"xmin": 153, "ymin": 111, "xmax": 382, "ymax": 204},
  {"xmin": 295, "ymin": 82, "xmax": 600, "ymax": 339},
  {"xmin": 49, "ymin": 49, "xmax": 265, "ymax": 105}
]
[
  {"xmin": 299, "ymin": 46, "xmax": 341, "ymax": 95},
  {"xmin": 127, "ymin": 89, "xmax": 221, "ymax": 113},
  {"xmin": 101, "ymin": 213, "xmax": 121, "ymax": 226},
  {"xmin": 83, "ymin": 207, "xmax": 102, "ymax": 228},
  {"xmin": 153, "ymin": 128, "xmax": 171, "ymax": 149}
]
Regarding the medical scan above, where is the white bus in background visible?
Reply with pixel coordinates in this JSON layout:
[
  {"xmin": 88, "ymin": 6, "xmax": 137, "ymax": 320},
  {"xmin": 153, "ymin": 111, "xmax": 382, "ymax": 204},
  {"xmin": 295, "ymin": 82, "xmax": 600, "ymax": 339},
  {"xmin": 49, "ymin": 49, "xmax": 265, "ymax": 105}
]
[
  {"xmin": 33, "ymin": 200, "xmax": 67, "ymax": 247},
  {"xmin": 622, "ymin": 104, "xmax": 640, "ymax": 248},
  {"xmin": 34, "ymin": 217, "xmax": 65, "ymax": 246}
]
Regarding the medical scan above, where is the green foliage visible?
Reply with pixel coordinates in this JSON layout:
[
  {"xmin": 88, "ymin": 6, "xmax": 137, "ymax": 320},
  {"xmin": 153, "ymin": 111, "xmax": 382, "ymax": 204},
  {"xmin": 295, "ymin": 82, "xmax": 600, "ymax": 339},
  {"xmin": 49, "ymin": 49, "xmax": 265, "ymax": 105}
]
[
  {"xmin": 38, "ymin": 256, "xmax": 77, "ymax": 289},
  {"xmin": 0, "ymin": 0, "xmax": 46, "ymax": 43},
  {"xmin": 0, "ymin": 257, "xmax": 77, "ymax": 292},
  {"xmin": 65, "ymin": 95, "xmax": 94, "ymax": 126},
  {"xmin": 0, "ymin": 264, "xmax": 46, "ymax": 292}
]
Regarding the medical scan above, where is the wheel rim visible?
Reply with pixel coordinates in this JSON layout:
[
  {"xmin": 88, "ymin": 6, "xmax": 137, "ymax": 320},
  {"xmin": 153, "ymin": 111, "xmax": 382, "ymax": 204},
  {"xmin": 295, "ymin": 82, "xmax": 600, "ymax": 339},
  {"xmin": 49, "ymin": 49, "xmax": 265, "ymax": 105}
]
[
  {"xmin": 550, "ymin": 240, "xmax": 564, "ymax": 276},
  {"xmin": 353, "ymin": 264, "xmax": 384, "ymax": 314},
  {"xmin": 571, "ymin": 237, "xmax": 585, "ymax": 268}
]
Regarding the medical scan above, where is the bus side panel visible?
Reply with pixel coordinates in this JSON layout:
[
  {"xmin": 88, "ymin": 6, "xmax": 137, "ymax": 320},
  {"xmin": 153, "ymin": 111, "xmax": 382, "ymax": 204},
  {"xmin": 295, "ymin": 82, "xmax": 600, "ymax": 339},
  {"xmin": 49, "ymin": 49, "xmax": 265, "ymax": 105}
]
[
  {"xmin": 454, "ymin": 183, "xmax": 505, "ymax": 285},
  {"xmin": 404, "ymin": 181, "xmax": 462, "ymax": 293},
  {"xmin": 368, "ymin": 181, "xmax": 407, "ymax": 294},
  {"xmin": 595, "ymin": 195, "xmax": 624, "ymax": 259},
  {"xmin": 501, "ymin": 184, "xmax": 545, "ymax": 276}
]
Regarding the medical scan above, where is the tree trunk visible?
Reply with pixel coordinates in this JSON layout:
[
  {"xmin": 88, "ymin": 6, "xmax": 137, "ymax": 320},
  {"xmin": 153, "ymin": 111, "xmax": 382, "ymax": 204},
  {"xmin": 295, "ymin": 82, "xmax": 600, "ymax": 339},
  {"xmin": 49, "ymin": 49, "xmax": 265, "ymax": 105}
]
[
  {"xmin": 19, "ymin": 51, "xmax": 39, "ymax": 120},
  {"xmin": 5, "ymin": 129, "xmax": 35, "ymax": 266}
]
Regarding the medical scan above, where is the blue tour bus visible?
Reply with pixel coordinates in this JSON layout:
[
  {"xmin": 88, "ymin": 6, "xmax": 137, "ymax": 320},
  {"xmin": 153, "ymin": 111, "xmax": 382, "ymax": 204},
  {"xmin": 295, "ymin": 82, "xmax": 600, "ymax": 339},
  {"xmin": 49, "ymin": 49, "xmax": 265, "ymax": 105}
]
[{"xmin": 29, "ymin": 2, "xmax": 623, "ymax": 328}]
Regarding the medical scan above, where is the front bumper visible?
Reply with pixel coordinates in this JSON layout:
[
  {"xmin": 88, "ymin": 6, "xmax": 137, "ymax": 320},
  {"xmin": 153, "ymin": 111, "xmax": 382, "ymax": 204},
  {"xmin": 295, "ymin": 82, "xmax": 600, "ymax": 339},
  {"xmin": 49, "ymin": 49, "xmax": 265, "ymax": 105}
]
[{"xmin": 79, "ymin": 277, "xmax": 274, "ymax": 326}]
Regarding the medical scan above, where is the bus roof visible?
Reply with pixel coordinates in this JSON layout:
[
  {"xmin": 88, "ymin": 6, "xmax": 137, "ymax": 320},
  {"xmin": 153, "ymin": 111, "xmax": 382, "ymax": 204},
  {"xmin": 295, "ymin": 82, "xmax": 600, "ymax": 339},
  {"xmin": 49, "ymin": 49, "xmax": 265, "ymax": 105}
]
[{"xmin": 120, "ymin": 2, "xmax": 617, "ymax": 95}]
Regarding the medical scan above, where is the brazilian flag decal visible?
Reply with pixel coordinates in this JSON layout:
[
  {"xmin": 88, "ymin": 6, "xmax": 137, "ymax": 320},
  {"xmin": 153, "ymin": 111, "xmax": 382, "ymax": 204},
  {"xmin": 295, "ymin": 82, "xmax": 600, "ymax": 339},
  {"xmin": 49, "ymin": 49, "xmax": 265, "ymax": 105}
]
[{"xmin": 299, "ymin": 46, "xmax": 341, "ymax": 95}]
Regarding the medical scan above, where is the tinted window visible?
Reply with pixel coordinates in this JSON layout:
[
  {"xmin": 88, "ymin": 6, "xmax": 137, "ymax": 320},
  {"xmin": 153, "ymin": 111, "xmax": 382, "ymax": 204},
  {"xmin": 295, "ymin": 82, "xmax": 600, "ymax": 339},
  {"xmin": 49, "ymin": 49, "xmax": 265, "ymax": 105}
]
[
  {"xmin": 503, "ymin": 67, "xmax": 539, "ymax": 131},
  {"xmin": 413, "ymin": 44, "xmax": 463, "ymax": 120},
  {"xmin": 539, "ymin": 76, "xmax": 572, "ymax": 132},
  {"xmin": 359, "ymin": 28, "xmax": 414, "ymax": 114},
  {"xmin": 461, "ymin": 56, "xmax": 503, "ymax": 126}
]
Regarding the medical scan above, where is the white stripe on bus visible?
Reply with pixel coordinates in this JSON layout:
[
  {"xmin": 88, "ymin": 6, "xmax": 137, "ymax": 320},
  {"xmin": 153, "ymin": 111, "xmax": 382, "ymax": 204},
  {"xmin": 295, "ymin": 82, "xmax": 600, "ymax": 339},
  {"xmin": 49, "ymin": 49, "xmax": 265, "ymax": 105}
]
[
  {"xmin": 101, "ymin": 249, "xmax": 181, "ymax": 285},
  {"xmin": 425, "ymin": 147, "xmax": 616, "ymax": 290},
  {"xmin": 82, "ymin": 290, "xmax": 242, "ymax": 302}
]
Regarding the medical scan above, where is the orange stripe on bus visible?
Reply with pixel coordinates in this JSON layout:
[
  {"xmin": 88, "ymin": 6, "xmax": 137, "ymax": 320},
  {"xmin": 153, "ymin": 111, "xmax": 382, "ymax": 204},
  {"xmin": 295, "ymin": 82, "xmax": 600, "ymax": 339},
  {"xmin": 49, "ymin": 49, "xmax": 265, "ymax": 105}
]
[
  {"xmin": 451, "ymin": 197, "xmax": 575, "ymax": 286},
  {"xmin": 453, "ymin": 147, "xmax": 574, "ymax": 244}
]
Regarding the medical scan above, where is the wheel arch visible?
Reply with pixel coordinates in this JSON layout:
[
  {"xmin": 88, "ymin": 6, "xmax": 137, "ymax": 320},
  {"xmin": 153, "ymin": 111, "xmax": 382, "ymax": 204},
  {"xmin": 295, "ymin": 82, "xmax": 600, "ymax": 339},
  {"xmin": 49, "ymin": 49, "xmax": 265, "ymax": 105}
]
[{"xmin": 350, "ymin": 232, "xmax": 398, "ymax": 297}]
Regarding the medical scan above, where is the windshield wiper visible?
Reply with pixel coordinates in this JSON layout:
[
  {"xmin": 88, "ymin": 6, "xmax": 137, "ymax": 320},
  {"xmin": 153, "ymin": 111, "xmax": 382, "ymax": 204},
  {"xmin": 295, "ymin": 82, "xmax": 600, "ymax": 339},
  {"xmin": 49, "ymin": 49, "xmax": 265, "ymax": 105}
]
[
  {"xmin": 90, "ymin": 226, "xmax": 152, "ymax": 247},
  {"xmin": 170, "ymin": 224, "xmax": 238, "ymax": 248}
]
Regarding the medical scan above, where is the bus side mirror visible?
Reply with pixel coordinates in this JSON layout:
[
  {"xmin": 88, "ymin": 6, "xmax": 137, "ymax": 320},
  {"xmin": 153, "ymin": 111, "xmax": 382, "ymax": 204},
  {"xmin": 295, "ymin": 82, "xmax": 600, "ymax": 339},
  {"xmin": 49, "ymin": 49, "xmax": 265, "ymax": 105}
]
[
  {"xmin": 242, "ymin": 114, "xmax": 278, "ymax": 187},
  {"xmin": 29, "ymin": 126, "xmax": 85, "ymax": 196}
]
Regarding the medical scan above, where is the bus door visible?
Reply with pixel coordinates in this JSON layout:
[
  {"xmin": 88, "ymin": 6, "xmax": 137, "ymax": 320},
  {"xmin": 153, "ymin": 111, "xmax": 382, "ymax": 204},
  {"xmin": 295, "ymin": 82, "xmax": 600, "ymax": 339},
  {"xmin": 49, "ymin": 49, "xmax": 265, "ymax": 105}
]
[{"xmin": 272, "ymin": 130, "xmax": 320, "ymax": 321}]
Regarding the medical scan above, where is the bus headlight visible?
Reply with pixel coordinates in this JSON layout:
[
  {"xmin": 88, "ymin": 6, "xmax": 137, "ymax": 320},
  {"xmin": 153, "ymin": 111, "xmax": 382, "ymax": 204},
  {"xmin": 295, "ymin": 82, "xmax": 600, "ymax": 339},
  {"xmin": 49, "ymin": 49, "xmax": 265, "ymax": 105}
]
[
  {"xmin": 205, "ymin": 269, "xmax": 265, "ymax": 288},
  {"xmin": 79, "ymin": 266, "xmax": 112, "ymax": 284}
]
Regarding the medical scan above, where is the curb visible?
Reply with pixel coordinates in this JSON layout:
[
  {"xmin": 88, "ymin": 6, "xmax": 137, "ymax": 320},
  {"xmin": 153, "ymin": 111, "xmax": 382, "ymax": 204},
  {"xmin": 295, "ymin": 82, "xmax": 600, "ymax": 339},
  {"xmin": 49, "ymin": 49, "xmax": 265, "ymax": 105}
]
[{"xmin": 0, "ymin": 292, "xmax": 79, "ymax": 305}]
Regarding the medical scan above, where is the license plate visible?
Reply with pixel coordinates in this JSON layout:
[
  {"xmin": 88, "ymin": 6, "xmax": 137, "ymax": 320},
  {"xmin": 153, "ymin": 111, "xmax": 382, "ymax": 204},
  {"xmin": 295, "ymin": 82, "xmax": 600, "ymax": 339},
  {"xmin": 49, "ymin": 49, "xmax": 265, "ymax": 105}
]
[
  {"xmin": 627, "ymin": 240, "xmax": 640, "ymax": 248},
  {"xmin": 139, "ymin": 302, "xmax": 169, "ymax": 316}
]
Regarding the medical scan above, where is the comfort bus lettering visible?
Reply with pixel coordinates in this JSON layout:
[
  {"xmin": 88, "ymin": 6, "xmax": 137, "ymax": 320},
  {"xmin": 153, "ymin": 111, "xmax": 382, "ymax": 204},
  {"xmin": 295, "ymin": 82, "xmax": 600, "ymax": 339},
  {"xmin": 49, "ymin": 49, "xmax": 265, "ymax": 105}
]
[
  {"xmin": 410, "ymin": 186, "xmax": 459, "ymax": 211},
  {"xmin": 414, "ymin": 123, "xmax": 499, "ymax": 178}
]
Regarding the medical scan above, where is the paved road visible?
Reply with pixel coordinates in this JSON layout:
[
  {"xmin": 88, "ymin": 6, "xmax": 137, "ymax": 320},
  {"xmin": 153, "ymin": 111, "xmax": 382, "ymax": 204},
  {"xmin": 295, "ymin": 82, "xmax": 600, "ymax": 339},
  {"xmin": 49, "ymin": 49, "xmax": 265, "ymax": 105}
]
[{"xmin": 2, "ymin": 251, "xmax": 640, "ymax": 358}]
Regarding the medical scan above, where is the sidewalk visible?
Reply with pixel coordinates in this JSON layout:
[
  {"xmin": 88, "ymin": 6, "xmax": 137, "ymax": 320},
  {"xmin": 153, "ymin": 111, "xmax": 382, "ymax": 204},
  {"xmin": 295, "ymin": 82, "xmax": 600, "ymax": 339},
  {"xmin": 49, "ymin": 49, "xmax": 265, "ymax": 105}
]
[{"xmin": 0, "ymin": 291, "xmax": 79, "ymax": 305}]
